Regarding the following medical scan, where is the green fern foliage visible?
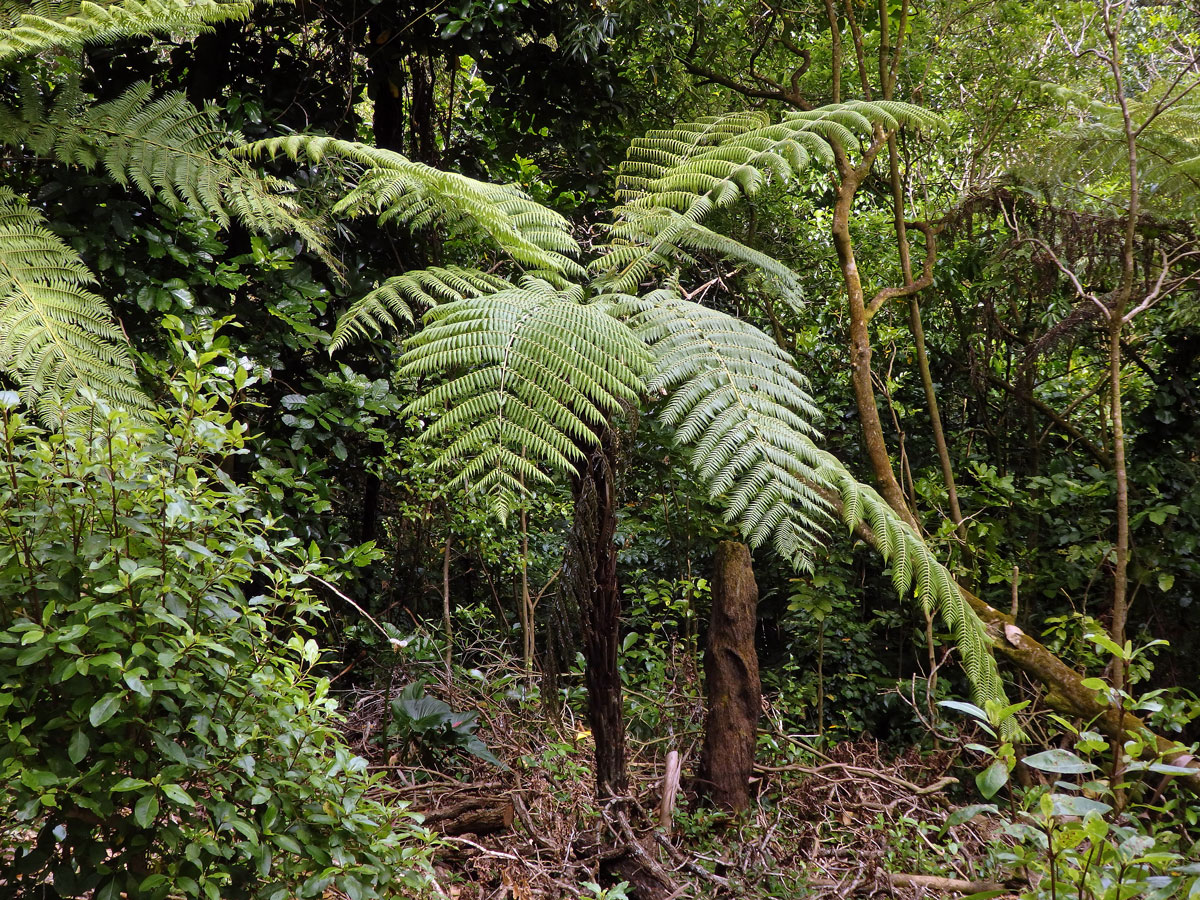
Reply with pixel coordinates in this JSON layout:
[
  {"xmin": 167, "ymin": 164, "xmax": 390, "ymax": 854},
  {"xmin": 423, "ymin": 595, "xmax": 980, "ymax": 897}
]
[
  {"xmin": 620, "ymin": 290, "xmax": 831, "ymax": 565},
  {"xmin": 623, "ymin": 288, "xmax": 1004, "ymax": 708},
  {"xmin": 330, "ymin": 265, "xmax": 512, "ymax": 351},
  {"xmin": 0, "ymin": 0, "xmax": 258, "ymax": 62},
  {"xmin": 1032, "ymin": 82, "xmax": 1200, "ymax": 218},
  {"xmin": 809, "ymin": 447, "xmax": 1008, "ymax": 713},
  {"xmin": 65, "ymin": 84, "xmax": 328, "ymax": 257},
  {"xmin": 615, "ymin": 101, "xmax": 943, "ymax": 215},
  {"xmin": 596, "ymin": 101, "xmax": 944, "ymax": 296},
  {"xmin": 0, "ymin": 188, "xmax": 145, "ymax": 417},
  {"xmin": 1, "ymin": 81, "xmax": 330, "ymax": 263},
  {"xmin": 595, "ymin": 207, "xmax": 807, "ymax": 300},
  {"xmin": 397, "ymin": 278, "xmax": 650, "ymax": 520},
  {"xmin": 242, "ymin": 136, "xmax": 586, "ymax": 282}
]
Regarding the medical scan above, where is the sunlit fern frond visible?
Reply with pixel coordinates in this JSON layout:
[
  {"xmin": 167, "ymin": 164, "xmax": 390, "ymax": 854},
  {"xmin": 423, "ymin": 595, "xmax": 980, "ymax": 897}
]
[
  {"xmin": 241, "ymin": 135, "xmax": 586, "ymax": 283},
  {"xmin": 0, "ymin": 187, "xmax": 145, "ymax": 418},
  {"xmin": 397, "ymin": 278, "xmax": 650, "ymax": 521},
  {"xmin": 330, "ymin": 265, "xmax": 512, "ymax": 351},
  {"xmin": 598, "ymin": 101, "xmax": 943, "ymax": 293},
  {"xmin": 808, "ymin": 445, "xmax": 1009, "ymax": 717},
  {"xmin": 619, "ymin": 290, "xmax": 830, "ymax": 567},
  {"xmin": 0, "ymin": 0, "xmax": 259, "ymax": 63},
  {"xmin": 1032, "ymin": 81, "xmax": 1200, "ymax": 218},
  {"xmin": 594, "ymin": 206, "xmax": 806, "ymax": 302}
]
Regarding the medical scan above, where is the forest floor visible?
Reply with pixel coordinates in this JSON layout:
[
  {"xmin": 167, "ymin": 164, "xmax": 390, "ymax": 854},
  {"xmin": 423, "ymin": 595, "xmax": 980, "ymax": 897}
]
[{"xmin": 336, "ymin": 657, "xmax": 1017, "ymax": 900}]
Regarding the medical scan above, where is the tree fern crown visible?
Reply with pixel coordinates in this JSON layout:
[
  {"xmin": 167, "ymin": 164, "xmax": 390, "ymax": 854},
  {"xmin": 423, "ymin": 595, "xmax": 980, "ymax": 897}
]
[{"xmin": 397, "ymin": 279, "xmax": 651, "ymax": 522}]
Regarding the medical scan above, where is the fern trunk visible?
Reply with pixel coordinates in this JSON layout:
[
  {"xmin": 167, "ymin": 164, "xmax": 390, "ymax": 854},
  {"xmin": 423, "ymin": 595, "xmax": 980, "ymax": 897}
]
[
  {"xmin": 574, "ymin": 430, "xmax": 628, "ymax": 801},
  {"xmin": 699, "ymin": 542, "xmax": 761, "ymax": 813}
]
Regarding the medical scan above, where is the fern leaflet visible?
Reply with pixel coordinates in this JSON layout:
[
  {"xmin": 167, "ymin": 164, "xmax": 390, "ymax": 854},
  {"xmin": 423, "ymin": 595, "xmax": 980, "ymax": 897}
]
[
  {"xmin": 330, "ymin": 265, "xmax": 512, "ymax": 351},
  {"xmin": 242, "ymin": 135, "xmax": 586, "ymax": 282},
  {"xmin": 0, "ymin": 0, "xmax": 259, "ymax": 63},
  {"xmin": 0, "ymin": 187, "xmax": 145, "ymax": 417},
  {"xmin": 619, "ymin": 290, "xmax": 831, "ymax": 565},
  {"xmin": 397, "ymin": 278, "xmax": 650, "ymax": 521}
]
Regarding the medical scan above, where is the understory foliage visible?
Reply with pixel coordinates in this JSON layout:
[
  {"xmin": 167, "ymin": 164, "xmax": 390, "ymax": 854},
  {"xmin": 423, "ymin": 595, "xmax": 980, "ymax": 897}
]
[
  {"xmin": 267, "ymin": 104, "xmax": 1004, "ymax": 708},
  {"xmin": 0, "ymin": 21, "xmax": 326, "ymax": 416},
  {"xmin": 0, "ymin": 338, "xmax": 429, "ymax": 898}
]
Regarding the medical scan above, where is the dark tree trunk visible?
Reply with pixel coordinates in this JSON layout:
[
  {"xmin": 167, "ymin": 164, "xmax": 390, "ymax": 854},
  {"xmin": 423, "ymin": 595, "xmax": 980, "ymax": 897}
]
[
  {"xmin": 360, "ymin": 471, "xmax": 380, "ymax": 544},
  {"xmin": 367, "ymin": 18, "xmax": 406, "ymax": 153},
  {"xmin": 408, "ymin": 55, "xmax": 439, "ymax": 165},
  {"xmin": 577, "ymin": 431, "xmax": 627, "ymax": 801},
  {"xmin": 700, "ymin": 541, "xmax": 761, "ymax": 813}
]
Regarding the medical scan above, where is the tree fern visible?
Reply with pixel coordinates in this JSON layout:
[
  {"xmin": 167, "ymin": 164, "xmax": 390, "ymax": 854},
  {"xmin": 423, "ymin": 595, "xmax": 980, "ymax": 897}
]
[
  {"xmin": 397, "ymin": 279, "xmax": 650, "ymax": 521},
  {"xmin": 0, "ymin": 0, "xmax": 258, "ymax": 63},
  {"xmin": 596, "ymin": 101, "xmax": 944, "ymax": 297},
  {"xmin": 314, "ymin": 101, "xmax": 1005, "ymax": 708},
  {"xmin": 1, "ymin": 81, "xmax": 331, "ymax": 263},
  {"xmin": 1031, "ymin": 82, "xmax": 1200, "ymax": 218},
  {"xmin": 618, "ymin": 290, "xmax": 831, "ymax": 565},
  {"xmin": 330, "ymin": 265, "xmax": 512, "ymax": 351},
  {"xmin": 0, "ymin": 187, "xmax": 145, "ymax": 417},
  {"xmin": 242, "ymin": 136, "xmax": 586, "ymax": 283}
]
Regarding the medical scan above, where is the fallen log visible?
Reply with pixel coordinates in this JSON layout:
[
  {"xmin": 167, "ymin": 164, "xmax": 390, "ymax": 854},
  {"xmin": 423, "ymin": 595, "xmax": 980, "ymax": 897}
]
[
  {"xmin": 961, "ymin": 588, "xmax": 1200, "ymax": 795},
  {"xmin": 417, "ymin": 798, "xmax": 514, "ymax": 835},
  {"xmin": 812, "ymin": 485, "xmax": 1200, "ymax": 795},
  {"xmin": 888, "ymin": 872, "xmax": 1007, "ymax": 894}
]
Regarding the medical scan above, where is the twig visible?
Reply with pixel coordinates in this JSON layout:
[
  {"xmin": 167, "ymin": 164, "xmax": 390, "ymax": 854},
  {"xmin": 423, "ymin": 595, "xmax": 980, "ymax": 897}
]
[
  {"xmin": 441, "ymin": 836, "xmax": 521, "ymax": 861},
  {"xmin": 754, "ymin": 760, "xmax": 957, "ymax": 796}
]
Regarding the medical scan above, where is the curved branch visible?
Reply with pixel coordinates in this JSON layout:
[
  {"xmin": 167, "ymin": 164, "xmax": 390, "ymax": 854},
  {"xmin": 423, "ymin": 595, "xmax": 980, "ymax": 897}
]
[
  {"xmin": 866, "ymin": 221, "xmax": 939, "ymax": 318},
  {"xmin": 679, "ymin": 59, "xmax": 812, "ymax": 110}
]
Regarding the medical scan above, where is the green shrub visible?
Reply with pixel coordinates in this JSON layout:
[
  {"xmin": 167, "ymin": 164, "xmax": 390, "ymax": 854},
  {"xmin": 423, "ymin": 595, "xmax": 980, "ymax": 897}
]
[{"xmin": 0, "ymin": 339, "xmax": 431, "ymax": 898}]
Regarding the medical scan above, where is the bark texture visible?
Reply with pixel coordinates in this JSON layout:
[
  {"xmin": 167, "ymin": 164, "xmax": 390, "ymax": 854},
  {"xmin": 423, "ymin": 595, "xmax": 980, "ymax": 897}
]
[
  {"xmin": 700, "ymin": 542, "xmax": 762, "ymax": 812},
  {"xmin": 567, "ymin": 430, "xmax": 627, "ymax": 801}
]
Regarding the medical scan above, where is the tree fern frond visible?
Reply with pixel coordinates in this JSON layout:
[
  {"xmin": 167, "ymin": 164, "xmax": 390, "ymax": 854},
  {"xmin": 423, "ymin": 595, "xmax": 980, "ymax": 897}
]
[
  {"xmin": 241, "ymin": 135, "xmax": 586, "ymax": 282},
  {"xmin": 595, "ymin": 207, "xmax": 806, "ymax": 305},
  {"xmin": 620, "ymin": 288, "xmax": 1004, "ymax": 709},
  {"xmin": 330, "ymin": 265, "xmax": 511, "ymax": 351},
  {"xmin": 599, "ymin": 101, "xmax": 943, "ymax": 290},
  {"xmin": 618, "ymin": 290, "xmax": 831, "ymax": 567},
  {"xmin": 51, "ymin": 83, "xmax": 332, "ymax": 263},
  {"xmin": 809, "ymin": 446, "xmax": 1008, "ymax": 715},
  {"xmin": 0, "ymin": 0, "xmax": 259, "ymax": 63},
  {"xmin": 1031, "ymin": 81, "xmax": 1200, "ymax": 217},
  {"xmin": 397, "ymin": 279, "xmax": 650, "ymax": 519},
  {"xmin": 0, "ymin": 187, "xmax": 144, "ymax": 418}
]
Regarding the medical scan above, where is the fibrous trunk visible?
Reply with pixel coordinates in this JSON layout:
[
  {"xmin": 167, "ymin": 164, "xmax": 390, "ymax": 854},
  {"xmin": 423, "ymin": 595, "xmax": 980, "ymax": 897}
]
[
  {"xmin": 700, "ymin": 541, "xmax": 761, "ymax": 813},
  {"xmin": 565, "ymin": 429, "xmax": 627, "ymax": 801}
]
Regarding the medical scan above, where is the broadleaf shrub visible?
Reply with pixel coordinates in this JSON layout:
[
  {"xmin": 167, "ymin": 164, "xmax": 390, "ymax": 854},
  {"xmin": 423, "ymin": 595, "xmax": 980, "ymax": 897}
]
[{"xmin": 0, "ymin": 343, "xmax": 431, "ymax": 898}]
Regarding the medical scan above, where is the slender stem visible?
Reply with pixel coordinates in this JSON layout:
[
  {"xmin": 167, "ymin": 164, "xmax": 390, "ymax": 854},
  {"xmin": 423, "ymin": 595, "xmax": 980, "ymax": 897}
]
[{"xmin": 442, "ymin": 536, "xmax": 453, "ymax": 676}]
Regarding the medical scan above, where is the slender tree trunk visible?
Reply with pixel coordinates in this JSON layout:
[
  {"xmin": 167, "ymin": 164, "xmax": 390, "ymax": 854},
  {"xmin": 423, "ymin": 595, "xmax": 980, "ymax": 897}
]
[
  {"xmin": 442, "ymin": 537, "xmax": 453, "ymax": 675},
  {"xmin": 910, "ymin": 299, "xmax": 966, "ymax": 536},
  {"xmin": 1108, "ymin": 319, "xmax": 1130, "ymax": 690},
  {"xmin": 519, "ymin": 498, "xmax": 535, "ymax": 673},
  {"xmin": 831, "ymin": 156, "xmax": 918, "ymax": 530},
  {"xmin": 1102, "ymin": 2, "xmax": 1138, "ymax": 693}
]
